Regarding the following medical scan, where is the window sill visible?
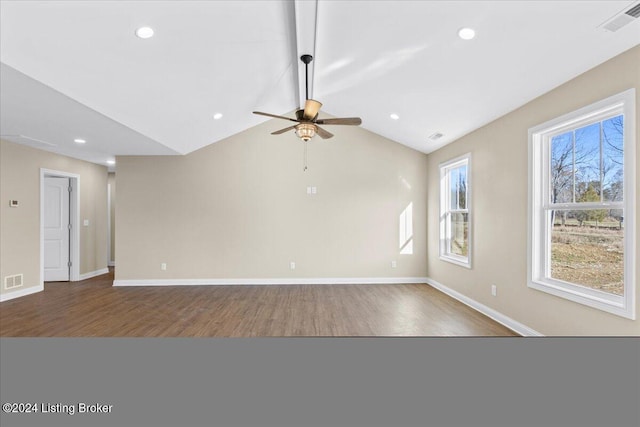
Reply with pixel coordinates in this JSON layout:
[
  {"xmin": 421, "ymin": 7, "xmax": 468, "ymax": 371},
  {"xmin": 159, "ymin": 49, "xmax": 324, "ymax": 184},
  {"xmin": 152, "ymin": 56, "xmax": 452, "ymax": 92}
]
[
  {"xmin": 528, "ymin": 278, "xmax": 635, "ymax": 320},
  {"xmin": 439, "ymin": 255, "xmax": 471, "ymax": 269}
]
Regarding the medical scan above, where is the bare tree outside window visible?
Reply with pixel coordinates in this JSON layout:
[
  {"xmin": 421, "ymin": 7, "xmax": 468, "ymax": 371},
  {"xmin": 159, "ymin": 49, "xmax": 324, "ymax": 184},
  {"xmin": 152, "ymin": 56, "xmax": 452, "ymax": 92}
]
[{"xmin": 549, "ymin": 114, "xmax": 624, "ymax": 295}]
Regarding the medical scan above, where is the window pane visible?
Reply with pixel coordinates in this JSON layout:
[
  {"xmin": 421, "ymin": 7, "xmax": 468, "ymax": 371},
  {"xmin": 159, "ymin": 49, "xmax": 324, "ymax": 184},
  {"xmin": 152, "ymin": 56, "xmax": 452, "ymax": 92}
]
[
  {"xmin": 602, "ymin": 115, "xmax": 624, "ymax": 202},
  {"xmin": 550, "ymin": 209, "xmax": 624, "ymax": 295},
  {"xmin": 550, "ymin": 131, "xmax": 574, "ymax": 203},
  {"xmin": 574, "ymin": 122, "xmax": 601, "ymax": 202},
  {"xmin": 457, "ymin": 165, "xmax": 467, "ymax": 210},
  {"xmin": 448, "ymin": 212, "xmax": 468, "ymax": 257},
  {"xmin": 449, "ymin": 167, "xmax": 459, "ymax": 210}
]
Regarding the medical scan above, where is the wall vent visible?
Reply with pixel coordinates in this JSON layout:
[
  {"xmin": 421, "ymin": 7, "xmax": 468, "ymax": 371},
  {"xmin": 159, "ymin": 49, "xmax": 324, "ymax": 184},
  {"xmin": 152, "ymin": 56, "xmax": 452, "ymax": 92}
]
[
  {"xmin": 600, "ymin": 2, "xmax": 640, "ymax": 31},
  {"xmin": 4, "ymin": 274, "xmax": 24, "ymax": 290}
]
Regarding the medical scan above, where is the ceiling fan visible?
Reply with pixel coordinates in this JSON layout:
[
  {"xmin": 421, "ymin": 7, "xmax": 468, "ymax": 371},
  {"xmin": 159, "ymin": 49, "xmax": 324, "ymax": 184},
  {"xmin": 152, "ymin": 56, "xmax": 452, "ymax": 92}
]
[{"xmin": 253, "ymin": 54, "xmax": 362, "ymax": 142}]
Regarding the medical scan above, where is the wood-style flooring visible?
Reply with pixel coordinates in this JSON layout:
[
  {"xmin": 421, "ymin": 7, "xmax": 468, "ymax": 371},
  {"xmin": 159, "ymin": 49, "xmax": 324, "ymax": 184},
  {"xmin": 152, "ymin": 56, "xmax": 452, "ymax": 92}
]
[{"xmin": 0, "ymin": 269, "xmax": 517, "ymax": 337}]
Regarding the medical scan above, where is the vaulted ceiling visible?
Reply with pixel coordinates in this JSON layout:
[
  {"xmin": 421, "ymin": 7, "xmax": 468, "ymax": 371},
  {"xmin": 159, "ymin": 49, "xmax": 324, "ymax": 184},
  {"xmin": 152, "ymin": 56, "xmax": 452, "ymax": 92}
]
[{"xmin": 1, "ymin": 1, "xmax": 639, "ymax": 170}]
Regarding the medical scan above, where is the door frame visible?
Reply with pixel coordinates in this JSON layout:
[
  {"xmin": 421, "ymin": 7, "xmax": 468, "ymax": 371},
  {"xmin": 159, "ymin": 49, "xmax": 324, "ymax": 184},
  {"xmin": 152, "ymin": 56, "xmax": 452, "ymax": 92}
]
[
  {"xmin": 40, "ymin": 168, "xmax": 80, "ymax": 284},
  {"xmin": 107, "ymin": 181, "xmax": 114, "ymax": 267}
]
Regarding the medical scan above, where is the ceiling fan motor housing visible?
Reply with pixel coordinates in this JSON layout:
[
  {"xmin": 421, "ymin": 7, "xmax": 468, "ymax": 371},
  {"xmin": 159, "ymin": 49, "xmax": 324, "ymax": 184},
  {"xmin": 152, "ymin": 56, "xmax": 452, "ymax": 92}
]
[{"xmin": 295, "ymin": 109, "xmax": 306, "ymax": 121}]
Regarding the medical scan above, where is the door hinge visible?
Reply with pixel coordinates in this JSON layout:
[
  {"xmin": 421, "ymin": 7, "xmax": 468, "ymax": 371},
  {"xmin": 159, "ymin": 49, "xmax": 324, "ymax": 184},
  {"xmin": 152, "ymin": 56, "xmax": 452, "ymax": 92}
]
[
  {"xmin": 68, "ymin": 186, "xmax": 72, "ymax": 192},
  {"xmin": 68, "ymin": 223, "xmax": 72, "ymax": 230},
  {"xmin": 68, "ymin": 261, "xmax": 72, "ymax": 267}
]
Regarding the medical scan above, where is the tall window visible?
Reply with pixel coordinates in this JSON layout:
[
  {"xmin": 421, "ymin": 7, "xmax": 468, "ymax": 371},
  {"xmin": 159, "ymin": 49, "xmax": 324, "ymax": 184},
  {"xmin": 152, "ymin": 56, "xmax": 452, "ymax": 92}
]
[
  {"xmin": 528, "ymin": 89, "xmax": 636, "ymax": 319},
  {"xmin": 440, "ymin": 153, "xmax": 471, "ymax": 268}
]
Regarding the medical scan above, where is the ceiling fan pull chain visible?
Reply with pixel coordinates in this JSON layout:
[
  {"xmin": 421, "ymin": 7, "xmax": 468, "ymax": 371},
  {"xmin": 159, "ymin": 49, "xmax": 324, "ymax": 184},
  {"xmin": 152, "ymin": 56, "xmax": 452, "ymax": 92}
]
[{"xmin": 303, "ymin": 140, "xmax": 308, "ymax": 171}]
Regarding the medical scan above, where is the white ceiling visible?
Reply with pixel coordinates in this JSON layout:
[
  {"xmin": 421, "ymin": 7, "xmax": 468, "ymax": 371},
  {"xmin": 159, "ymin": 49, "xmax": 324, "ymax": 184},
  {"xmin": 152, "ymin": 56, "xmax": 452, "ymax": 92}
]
[{"xmin": 1, "ymin": 0, "xmax": 639, "ymax": 168}]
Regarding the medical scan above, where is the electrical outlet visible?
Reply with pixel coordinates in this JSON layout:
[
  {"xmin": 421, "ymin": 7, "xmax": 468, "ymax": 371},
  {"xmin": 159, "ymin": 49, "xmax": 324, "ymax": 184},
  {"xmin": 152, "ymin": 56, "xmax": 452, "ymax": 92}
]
[
  {"xmin": 161, "ymin": 263, "xmax": 167, "ymax": 271},
  {"xmin": 290, "ymin": 261, "xmax": 296, "ymax": 270},
  {"xmin": 491, "ymin": 285, "xmax": 497, "ymax": 297},
  {"xmin": 391, "ymin": 260, "xmax": 397, "ymax": 268},
  {"xmin": 311, "ymin": 186, "xmax": 317, "ymax": 194}
]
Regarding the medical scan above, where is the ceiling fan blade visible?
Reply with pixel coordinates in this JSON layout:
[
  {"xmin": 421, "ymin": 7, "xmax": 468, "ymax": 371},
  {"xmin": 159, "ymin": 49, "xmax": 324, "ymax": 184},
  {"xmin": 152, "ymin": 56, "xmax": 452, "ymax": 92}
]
[
  {"xmin": 303, "ymin": 99, "xmax": 322, "ymax": 120},
  {"xmin": 271, "ymin": 125, "xmax": 297, "ymax": 135},
  {"xmin": 315, "ymin": 117, "xmax": 362, "ymax": 126},
  {"xmin": 315, "ymin": 125, "xmax": 334, "ymax": 139},
  {"xmin": 253, "ymin": 111, "xmax": 299, "ymax": 122}
]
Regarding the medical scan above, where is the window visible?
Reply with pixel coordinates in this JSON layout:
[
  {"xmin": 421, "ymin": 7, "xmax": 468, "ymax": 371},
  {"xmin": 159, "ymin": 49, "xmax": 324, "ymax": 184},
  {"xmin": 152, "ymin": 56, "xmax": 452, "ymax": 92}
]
[
  {"xmin": 440, "ymin": 153, "xmax": 471, "ymax": 267},
  {"xmin": 528, "ymin": 89, "xmax": 636, "ymax": 319}
]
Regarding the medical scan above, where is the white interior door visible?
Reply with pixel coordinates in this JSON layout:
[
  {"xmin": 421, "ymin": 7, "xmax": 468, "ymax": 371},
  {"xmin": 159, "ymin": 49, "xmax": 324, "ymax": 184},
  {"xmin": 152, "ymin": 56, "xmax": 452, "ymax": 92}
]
[{"xmin": 44, "ymin": 177, "xmax": 70, "ymax": 281}]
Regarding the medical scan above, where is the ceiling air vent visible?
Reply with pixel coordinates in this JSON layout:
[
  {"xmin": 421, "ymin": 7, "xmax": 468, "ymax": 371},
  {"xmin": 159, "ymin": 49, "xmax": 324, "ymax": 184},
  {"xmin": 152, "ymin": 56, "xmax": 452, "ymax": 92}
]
[
  {"xmin": 600, "ymin": 2, "xmax": 640, "ymax": 32},
  {"xmin": 626, "ymin": 3, "xmax": 640, "ymax": 18},
  {"xmin": 428, "ymin": 132, "xmax": 444, "ymax": 141}
]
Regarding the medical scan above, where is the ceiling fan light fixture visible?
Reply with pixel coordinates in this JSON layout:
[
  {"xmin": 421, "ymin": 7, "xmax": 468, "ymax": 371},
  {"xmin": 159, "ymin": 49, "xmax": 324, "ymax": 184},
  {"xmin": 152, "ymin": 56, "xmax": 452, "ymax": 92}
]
[{"xmin": 295, "ymin": 123, "xmax": 316, "ymax": 141}]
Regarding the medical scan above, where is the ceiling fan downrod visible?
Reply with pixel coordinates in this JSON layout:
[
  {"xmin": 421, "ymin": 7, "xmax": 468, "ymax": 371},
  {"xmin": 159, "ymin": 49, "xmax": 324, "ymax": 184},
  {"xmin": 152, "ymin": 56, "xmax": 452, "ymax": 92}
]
[{"xmin": 300, "ymin": 54, "xmax": 313, "ymax": 101}]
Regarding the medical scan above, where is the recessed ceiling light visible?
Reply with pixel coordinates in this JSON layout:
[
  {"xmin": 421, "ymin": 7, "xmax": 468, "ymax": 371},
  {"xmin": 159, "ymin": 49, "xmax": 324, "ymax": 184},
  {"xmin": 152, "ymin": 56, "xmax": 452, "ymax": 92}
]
[
  {"xmin": 213, "ymin": 113, "xmax": 223, "ymax": 120},
  {"xmin": 135, "ymin": 27, "xmax": 154, "ymax": 39},
  {"xmin": 74, "ymin": 138, "xmax": 86, "ymax": 144},
  {"xmin": 390, "ymin": 113, "xmax": 400, "ymax": 120},
  {"xmin": 106, "ymin": 160, "xmax": 116, "ymax": 165},
  {"xmin": 458, "ymin": 27, "xmax": 476, "ymax": 40}
]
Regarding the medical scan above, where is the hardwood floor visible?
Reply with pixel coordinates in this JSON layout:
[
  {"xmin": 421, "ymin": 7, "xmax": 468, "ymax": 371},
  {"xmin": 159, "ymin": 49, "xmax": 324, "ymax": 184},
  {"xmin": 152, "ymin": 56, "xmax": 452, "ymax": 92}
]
[{"xmin": 0, "ymin": 269, "xmax": 517, "ymax": 337}]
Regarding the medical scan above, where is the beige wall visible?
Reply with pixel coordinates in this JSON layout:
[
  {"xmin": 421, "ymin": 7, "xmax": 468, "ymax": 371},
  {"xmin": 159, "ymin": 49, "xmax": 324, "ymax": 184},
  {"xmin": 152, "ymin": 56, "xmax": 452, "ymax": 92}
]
[
  {"xmin": 426, "ymin": 45, "xmax": 640, "ymax": 336},
  {"xmin": 108, "ymin": 172, "xmax": 116, "ymax": 264},
  {"xmin": 116, "ymin": 122, "xmax": 428, "ymax": 280},
  {"xmin": 0, "ymin": 140, "xmax": 108, "ymax": 296}
]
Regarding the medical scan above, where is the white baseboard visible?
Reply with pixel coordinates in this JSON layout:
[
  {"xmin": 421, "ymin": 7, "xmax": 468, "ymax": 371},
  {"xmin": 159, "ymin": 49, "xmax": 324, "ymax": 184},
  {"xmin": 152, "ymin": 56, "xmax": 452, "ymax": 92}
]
[
  {"xmin": 425, "ymin": 277, "xmax": 543, "ymax": 337},
  {"xmin": 0, "ymin": 285, "xmax": 44, "ymax": 302},
  {"xmin": 114, "ymin": 276, "xmax": 429, "ymax": 287},
  {"xmin": 108, "ymin": 261, "xmax": 115, "ymax": 267},
  {"xmin": 79, "ymin": 268, "xmax": 110, "ymax": 281}
]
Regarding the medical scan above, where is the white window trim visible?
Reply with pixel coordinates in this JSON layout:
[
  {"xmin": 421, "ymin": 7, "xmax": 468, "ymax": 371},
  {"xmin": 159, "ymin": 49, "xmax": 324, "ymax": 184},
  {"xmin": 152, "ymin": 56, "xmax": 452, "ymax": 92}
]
[
  {"xmin": 439, "ymin": 153, "xmax": 472, "ymax": 268},
  {"xmin": 528, "ymin": 89, "xmax": 636, "ymax": 319}
]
